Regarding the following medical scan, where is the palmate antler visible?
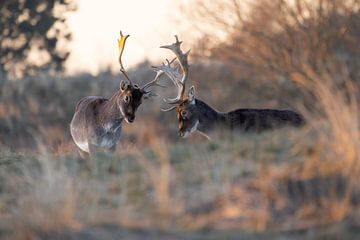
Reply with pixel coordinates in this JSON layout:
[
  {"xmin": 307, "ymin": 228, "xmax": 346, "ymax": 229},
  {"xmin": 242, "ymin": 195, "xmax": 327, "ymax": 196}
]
[
  {"xmin": 141, "ymin": 57, "xmax": 176, "ymax": 94},
  {"xmin": 152, "ymin": 35, "xmax": 190, "ymax": 111}
]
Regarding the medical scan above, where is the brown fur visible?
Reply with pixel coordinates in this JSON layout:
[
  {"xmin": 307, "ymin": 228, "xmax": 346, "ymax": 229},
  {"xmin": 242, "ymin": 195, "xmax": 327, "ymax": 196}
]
[
  {"xmin": 176, "ymin": 97, "xmax": 305, "ymax": 138},
  {"xmin": 70, "ymin": 82, "xmax": 144, "ymax": 157}
]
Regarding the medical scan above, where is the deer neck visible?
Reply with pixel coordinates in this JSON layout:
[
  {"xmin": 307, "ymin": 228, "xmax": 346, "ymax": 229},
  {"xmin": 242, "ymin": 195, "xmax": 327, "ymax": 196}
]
[
  {"xmin": 195, "ymin": 99, "xmax": 225, "ymax": 134},
  {"xmin": 98, "ymin": 90, "xmax": 124, "ymax": 125}
]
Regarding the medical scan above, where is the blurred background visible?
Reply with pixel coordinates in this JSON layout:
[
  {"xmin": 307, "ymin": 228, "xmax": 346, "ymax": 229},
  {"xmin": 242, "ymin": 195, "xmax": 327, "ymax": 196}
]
[{"xmin": 1, "ymin": 0, "xmax": 360, "ymax": 239}]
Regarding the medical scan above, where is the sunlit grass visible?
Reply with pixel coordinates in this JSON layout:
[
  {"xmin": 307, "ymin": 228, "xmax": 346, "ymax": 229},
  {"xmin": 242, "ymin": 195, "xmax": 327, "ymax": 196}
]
[
  {"xmin": 1, "ymin": 54, "xmax": 360, "ymax": 240},
  {"xmin": 1, "ymin": 97, "xmax": 360, "ymax": 239}
]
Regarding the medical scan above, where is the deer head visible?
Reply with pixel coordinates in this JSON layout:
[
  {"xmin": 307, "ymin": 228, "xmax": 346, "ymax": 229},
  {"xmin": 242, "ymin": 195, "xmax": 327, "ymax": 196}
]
[
  {"xmin": 176, "ymin": 86, "xmax": 200, "ymax": 137},
  {"xmin": 117, "ymin": 31, "xmax": 166, "ymax": 123},
  {"xmin": 152, "ymin": 35, "xmax": 199, "ymax": 137}
]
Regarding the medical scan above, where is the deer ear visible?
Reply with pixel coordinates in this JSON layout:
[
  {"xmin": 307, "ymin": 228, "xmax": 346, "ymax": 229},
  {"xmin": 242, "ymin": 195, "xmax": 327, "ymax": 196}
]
[
  {"xmin": 120, "ymin": 80, "xmax": 128, "ymax": 92},
  {"xmin": 188, "ymin": 86, "xmax": 195, "ymax": 105}
]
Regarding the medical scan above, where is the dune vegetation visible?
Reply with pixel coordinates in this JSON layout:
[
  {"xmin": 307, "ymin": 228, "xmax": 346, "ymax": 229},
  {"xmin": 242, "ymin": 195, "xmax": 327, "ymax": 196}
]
[{"xmin": 1, "ymin": 0, "xmax": 360, "ymax": 239}]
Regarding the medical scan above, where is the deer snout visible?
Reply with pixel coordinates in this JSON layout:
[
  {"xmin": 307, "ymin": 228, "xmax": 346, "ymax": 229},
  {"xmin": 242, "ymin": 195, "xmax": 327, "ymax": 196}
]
[{"xmin": 127, "ymin": 115, "xmax": 135, "ymax": 123}]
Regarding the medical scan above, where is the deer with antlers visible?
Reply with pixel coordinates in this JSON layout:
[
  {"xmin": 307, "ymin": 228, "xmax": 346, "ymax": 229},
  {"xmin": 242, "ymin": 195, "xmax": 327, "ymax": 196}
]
[
  {"xmin": 70, "ymin": 32, "xmax": 166, "ymax": 158},
  {"xmin": 155, "ymin": 36, "xmax": 305, "ymax": 139}
]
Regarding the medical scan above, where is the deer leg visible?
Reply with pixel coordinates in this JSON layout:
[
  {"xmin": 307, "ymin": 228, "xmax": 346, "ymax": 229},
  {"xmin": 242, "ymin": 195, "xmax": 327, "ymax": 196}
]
[
  {"xmin": 109, "ymin": 144, "xmax": 117, "ymax": 152},
  {"xmin": 78, "ymin": 148, "xmax": 90, "ymax": 160},
  {"xmin": 88, "ymin": 144, "xmax": 101, "ymax": 159},
  {"xmin": 77, "ymin": 148, "xmax": 91, "ymax": 171},
  {"xmin": 82, "ymin": 144, "xmax": 104, "ymax": 173},
  {"xmin": 107, "ymin": 144, "xmax": 118, "ymax": 174}
]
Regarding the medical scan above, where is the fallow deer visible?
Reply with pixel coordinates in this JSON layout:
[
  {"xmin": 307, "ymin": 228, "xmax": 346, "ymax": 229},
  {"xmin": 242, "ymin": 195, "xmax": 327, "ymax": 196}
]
[
  {"xmin": 155, "ymin": 36, "xmax": 305, "ymax": 139},
  {"xmin": 70, "ymin": 32, "xmax": 166, "ymax": 158}
]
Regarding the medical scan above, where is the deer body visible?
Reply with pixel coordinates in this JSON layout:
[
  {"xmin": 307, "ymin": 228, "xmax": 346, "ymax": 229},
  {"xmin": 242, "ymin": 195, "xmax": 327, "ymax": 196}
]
[
  {"xmin": 71, "ymin": 96, "xmax": 122, "ymax": 153},
  {"xmin": 154, "ymin": 35, "xmax": 305, "ymax": 139},
  {"xmin": 70, "ymin": 83, "xmax": 144, "ymax": 156},
  {"xmin": 70, "ymin": 32, "xmax": 164, "ymax": 158},
  {"xmin": 177, "ymin": 98, "xmax": 304, "ymax": 138}
]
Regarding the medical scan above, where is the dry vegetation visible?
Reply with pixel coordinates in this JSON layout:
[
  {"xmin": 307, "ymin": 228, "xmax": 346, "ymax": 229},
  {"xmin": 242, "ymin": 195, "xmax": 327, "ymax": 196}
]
[{"xmin": 1, "ymin": 0, "xmax": 360, "ymax": 239}]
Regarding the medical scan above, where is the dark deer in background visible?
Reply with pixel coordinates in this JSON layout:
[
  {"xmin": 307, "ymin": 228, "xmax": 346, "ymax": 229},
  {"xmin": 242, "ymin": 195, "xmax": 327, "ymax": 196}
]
[
  {"xmin": 155, "ymin": 36, "xmax": 305, "ymax": 139},
  {"xmin": 70, "ymin": 32, "xmax": 165, "ymax": 158}
]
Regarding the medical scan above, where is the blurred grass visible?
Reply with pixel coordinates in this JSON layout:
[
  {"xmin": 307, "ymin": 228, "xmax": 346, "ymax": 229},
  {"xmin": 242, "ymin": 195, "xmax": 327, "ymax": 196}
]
[
  {"xmin": 0, "ymin": 58, "xmax": 360, "ymax": 239},
  {"xmin": 1, "ymin": 118, "xmax": 360, "ymax": 238},
  {"xmin": 1, "ymin": 0, "xmax": 360, "ymax": 238}
]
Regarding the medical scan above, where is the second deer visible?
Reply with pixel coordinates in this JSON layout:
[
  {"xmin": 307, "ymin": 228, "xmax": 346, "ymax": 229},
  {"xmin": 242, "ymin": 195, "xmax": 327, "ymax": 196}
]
[
  {"xmin": 70, "ymin": 32, "xmax": 166, "ymax": 158},
  {"xmin": 155, "ymin": 36, "xmax": 305, "ymax": 139}
]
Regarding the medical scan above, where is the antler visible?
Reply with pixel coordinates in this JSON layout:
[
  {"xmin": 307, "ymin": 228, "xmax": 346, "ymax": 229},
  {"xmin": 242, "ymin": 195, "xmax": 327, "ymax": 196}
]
[
  {"xmin": 118, "ymin": 31, "xmax": 133, "ymax": 84},
  {"xmin": 140, "ymin": 58, "xmax": 176, "ymax": 93},
  {"xmin": 154, "ymin": 35, "xmax": 190, "ymax": 108}
]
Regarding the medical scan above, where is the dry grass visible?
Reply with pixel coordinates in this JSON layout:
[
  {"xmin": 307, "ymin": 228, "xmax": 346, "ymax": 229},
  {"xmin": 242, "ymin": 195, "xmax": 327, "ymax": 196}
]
[
  {"xmin": 1, "ymin": 0, "xmax": 360, "ymax": 238},
  {"xmin": 1, "ymin": 93, "xmax": 360, "ymax": 239},
  {"xmin": 1, "ymin": 69, "xmax": 360, "ymax": 239}
]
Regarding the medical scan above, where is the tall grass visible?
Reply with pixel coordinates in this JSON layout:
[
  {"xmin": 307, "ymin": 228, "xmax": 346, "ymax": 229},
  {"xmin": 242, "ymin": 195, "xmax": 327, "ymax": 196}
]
[
  {"xmin": 1, "ymin": 49, "xmax": 360, "ymax": 240},
  {"xmin": 1, "ymin": 0, "xmax": 360, "ymax": 238},
  {"xmin": 1, "ymin": 88, "xmax": 360, "ymax": 238}
]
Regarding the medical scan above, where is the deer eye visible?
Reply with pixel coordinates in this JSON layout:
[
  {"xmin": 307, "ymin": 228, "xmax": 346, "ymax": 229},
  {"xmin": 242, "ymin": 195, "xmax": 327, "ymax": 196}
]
[
  {"xmin": 181, "ymin": 111, "xmax": 188, "ymax": 120},
  {"xmin": 124, "ymin": 95, "xmax": 130, "ymax": 103}
]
